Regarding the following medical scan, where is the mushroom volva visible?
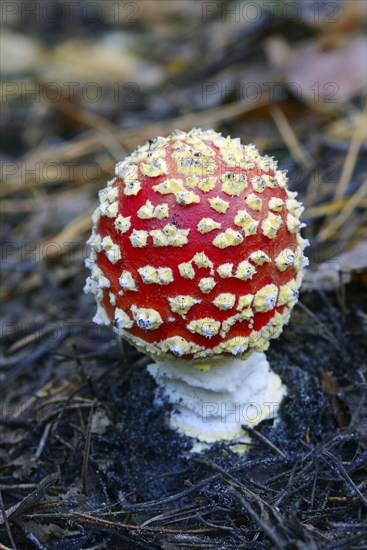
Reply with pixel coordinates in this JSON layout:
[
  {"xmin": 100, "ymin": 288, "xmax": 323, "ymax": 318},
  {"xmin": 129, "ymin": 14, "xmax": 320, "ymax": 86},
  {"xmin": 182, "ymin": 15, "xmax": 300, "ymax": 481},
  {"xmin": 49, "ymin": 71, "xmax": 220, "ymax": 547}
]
[{"xmin": 85, "ymin": 129, "xmax": 308, "ymax": 451}]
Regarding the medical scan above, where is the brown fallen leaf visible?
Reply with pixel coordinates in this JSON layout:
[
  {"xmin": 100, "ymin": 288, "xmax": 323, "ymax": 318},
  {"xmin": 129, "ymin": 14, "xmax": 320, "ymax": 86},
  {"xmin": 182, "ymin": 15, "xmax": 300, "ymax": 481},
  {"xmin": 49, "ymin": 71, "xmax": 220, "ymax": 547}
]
[
  {"xmin": 1, "ymin": 29, "xmax": 43, "ymax": 74},
  {"xmin": 265, "ymin": 34, "xmax": 367, "ymax": 104},
  {"xmin": 302, "ymin": 240, "xmax": 367, "ymax": 290},
  {"xmin": 322, "ymin": 370, "xmax": 351, "ymax": 427}
]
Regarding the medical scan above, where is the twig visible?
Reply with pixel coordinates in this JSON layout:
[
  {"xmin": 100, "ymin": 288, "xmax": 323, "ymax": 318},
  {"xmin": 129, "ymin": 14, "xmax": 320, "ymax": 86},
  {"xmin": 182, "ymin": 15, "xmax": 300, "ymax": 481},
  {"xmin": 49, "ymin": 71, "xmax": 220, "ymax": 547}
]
[
  {"xmin": 334, "ymin": 106, "xmax": 367, "ymax": 199},
  {"xmin": 2, "ymin": 473, "xmax": 59, "ymax": 522},
  {"xmin": 323, "ymin": 451, "xmax": 367, "ymax": 508},
  {"xmin": 7, "ymin": 320, "xmax": 102, "ymax": 354},
  {"xmin": 35, "ymin": 423, "xmax": 52, "ymax": 459},
  {"xmin": 324, "ymin": 529, "xmax": 367, "ymax": 550},
  {"xmin": 17, "ymin": 524, "xmax": 46, "ymax": 550},
  {"xmin": 0, "ymin": 491, "xmax": 17, "ymax": 550},
  {"xmin": 23, "ymin": 511, "xmax": 217, "ymax": 534},
  {"xmin": 296, "ymin": 301, "xmax": 339, "ymax": 345},
  {"xmin": 317, "ymin": 180, "xmax": 367, "ymax": 243},
  {"xmin": 229, "ymin": 487, "xmax": 286, "ymax": 548},
  {"xmin": 82, "ymin": 402, "xmax": 96, "ymax": 495},
  {"xmin": 94, "ymin": 475, "xmax": 220, "ymax": 516},
  {"xmin": 241, "ymin": 425, "xmax": 286, "ymax": 457},
  {"xmin": 270, "ymin": 105, "xmax": 314, "ymax": 169},
  {"xmin": 35, "ymin": 210, "xmax": 94, "ymax": 261},
  {"xmin": 1, "ymin": 331, "xmax": 69, "ymax": 385},
  {"xmin": 142, "ymin": 504, "xmax": 209, "ymax": 527},
  {"xmin": 304, "ymin": 197, "xmax": 367, "ymax": 219},
  {"xmin": 193, "ymin": 457, "xmax": 285, "ymax": 526}
]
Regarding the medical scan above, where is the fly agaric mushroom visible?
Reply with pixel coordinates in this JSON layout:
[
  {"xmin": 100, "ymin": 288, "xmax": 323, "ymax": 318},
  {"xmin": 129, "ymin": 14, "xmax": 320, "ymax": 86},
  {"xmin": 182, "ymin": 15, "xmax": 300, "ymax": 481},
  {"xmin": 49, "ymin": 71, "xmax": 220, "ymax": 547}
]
[{"xmin": 85, "ymin": 128, "xmax": 308, "ymax": 451}]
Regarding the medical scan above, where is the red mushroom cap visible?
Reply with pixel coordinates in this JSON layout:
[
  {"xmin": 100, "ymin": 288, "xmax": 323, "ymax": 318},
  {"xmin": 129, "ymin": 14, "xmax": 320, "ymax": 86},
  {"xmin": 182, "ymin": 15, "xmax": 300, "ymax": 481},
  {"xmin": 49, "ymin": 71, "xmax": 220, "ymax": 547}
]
[{"xmin": 85, "ymin": 129, "xmax": 308, "ymax": 361}]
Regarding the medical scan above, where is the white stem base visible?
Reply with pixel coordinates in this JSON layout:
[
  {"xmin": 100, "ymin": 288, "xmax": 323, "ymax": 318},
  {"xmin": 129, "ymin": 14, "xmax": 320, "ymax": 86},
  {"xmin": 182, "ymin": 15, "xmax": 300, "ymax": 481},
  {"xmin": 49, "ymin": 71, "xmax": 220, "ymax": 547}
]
[{"xmin": 148, "ymin": 353, "xmax": 287, "ymax": 453}]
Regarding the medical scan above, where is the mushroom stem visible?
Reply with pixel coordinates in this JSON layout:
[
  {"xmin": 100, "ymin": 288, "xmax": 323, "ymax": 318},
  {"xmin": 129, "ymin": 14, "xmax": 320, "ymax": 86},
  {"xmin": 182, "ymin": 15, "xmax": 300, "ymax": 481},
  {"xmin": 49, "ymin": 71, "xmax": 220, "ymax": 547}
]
[{"xmin": 148, "ymin": 353, "xmax": 286, "ymax": 452}]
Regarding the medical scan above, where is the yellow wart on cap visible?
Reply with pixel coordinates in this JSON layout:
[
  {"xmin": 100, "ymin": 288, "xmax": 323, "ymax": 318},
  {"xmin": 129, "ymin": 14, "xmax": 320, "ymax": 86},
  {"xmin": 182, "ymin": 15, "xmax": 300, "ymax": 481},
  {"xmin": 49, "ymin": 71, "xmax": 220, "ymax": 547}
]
[
  {"xmin": 251, "ymin": 176, "xmax": 266, "ymax": 193},
  {"xmin": 249, "ymin": 250, "xmax": 271, "ymax": 265},
  {"xmin": 262, "ymin": 213, "xmax": 283, "ymax": 239},
  {"xmin": 131, "ymin": 306, "xmax": 163, "ymax": 330},
  {"xmin": 141, "ymin": 157, "xmax": 168, "ymax": 177},
  {"xmin": 234, "ymin": 210, "xmax": 259, "ymax": 236},
  {"xmin": 198, "ymin": 277, "xmax": 216, "ymax": 293},
  {"xmin": 150, "ymin": 224, "xmax": 190, "ymax": 247},
  {"xmin": 192, "ymin": 252, "xmax": 214, "ymax": 270},
  {"xmin": 275, "ymin": 249, "xmax": 295, "ymax": 271},
  {"xmin": 169, "ymin": 295, "xmax": 201, "ymax": 316},
  {"xmin": 253, "ymin": 284, "xmax": 279, "ymax": 312},
  {"xmin": 221, "ymin": 172, "xmax": 247, "ymax": 196},
  {"xmin": 213, "ymin": 293, "xmax": 236, "ymax": 310},
  {"xmin": 137, "ymin": 201, "xmax": 169, "ymax": 219},
  {"xmin": 178, "ymin": 262, "xmax": 195, "ymax": 279},
  {"xmin": 245, "ymin": 193, "xmax": 262, "ymax": 211},
  {"xmin": 197, "ymin": 218, "xmax": 221, "ymax": 234},
  {"xmin": 153, "ymin": 178, "xmax": 184, "ymax": 195},
  {"xmin": 138, "ymin": 266, "xmax": 174, "ymax": 285},
  {"xmin": 268, "ymin": 197, "xmax": 284, "ymax": 212},
  {"xmin": 217, "ymin": 263, "xmax": 234, "ymax": 278},
  {"xmin": 208, "ymin": 196, "xmax": 230, "ymax": 213},
  {"xmin": 119, "ymin": 270, "xmax": 137, "ymax": 291},
  {"xmin": 235, "ymin": 261, "xmax": 256, "ymax": 280},
  {"xmin": 236, "ymin": 294, "xmax": 254, "ymax": 311},
  {"xmin": 101, "ymin": 236, "xmax": 121, "ymax": 264},
  {"xmin": 187, "ymin": 318, "xmax": 221, "ymax": 338},
  {"xmin": 114, "ymin": 308, "xmax": 134, "ymax": 329},
  {"xmin": 198, "ymin": 177, "xmax": 216, "ymax": 192},
  {"xmin": 115, "ymin": 215, "xmax": 131, "ymax": 233},
  {"xmin": 129, "ymin": 230, "xmax": 149, "ymax": 248},
  {"xmin": 213, "ymin": 228, "xmax": 243, "ymax": 249},
  {"xmin": 278, "ymin": 279, "xmax": 299, "ymax": 306}
]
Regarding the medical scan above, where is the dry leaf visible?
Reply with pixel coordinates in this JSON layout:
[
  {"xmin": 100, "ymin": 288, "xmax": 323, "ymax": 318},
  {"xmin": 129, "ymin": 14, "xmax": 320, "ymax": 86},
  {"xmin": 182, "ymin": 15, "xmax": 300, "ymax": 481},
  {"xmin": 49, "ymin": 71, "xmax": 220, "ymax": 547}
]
[
  {"xmin": 1, "ymin": 29, "xmax": 43, "ymax": 74},
  {"xmin": 265, "ymin": 35, "xmax": 367, "ymax": 104},
  {"xmin": 302, "ymin": 241, "xmax": 367, "ymax": 290},
  {"xmin": 324, "ymin": 113, "xmax": 367, "ymax": 149}
]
